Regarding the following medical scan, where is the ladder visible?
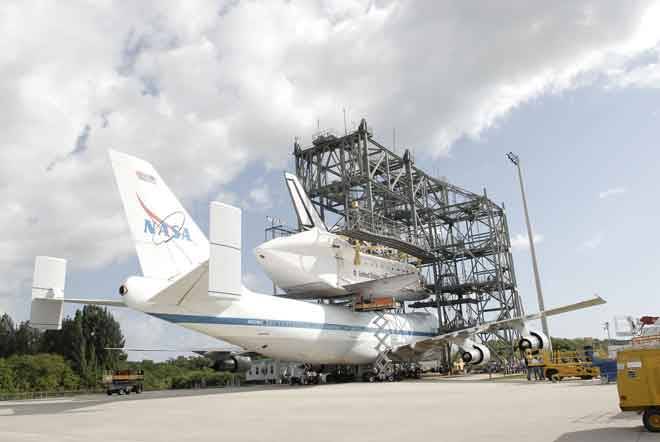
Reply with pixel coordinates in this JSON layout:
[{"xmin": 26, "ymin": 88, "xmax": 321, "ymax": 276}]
[{"xmin": 373, "ymin": 310, "xmax": 393, "ymax": 378}]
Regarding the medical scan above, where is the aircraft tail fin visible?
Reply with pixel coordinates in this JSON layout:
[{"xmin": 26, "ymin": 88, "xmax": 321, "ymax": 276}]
[
  {"xmin": 284, "ymin": 172, "xmax": 327, "ymax": 232},
  {"xmin": 209, "ymin": 202, "xmax": 242, "ymax": 297},
  {"xmin": 31, "ymin": 256, "xmax": 65, "ymax": 330},
  {"xmin": 109, "ymin": 150, "xmax": 209, "ymax": 280}
]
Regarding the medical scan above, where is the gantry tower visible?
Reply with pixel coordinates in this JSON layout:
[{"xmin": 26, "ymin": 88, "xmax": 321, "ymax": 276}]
[{"xmin": 292, "ymin": 119, "xmax": 524, "ymax": 355}]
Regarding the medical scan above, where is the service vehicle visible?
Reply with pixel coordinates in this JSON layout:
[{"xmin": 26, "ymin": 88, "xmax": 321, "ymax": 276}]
[
  {"xmin": 102, "ymin": 369, "xmax": 144, "ymax": 395},
  {"xmin": 527, "ymin": 349, "xmax": 600, "ymax": 381},
  {"xmin": 617, "ymin": 347, "xmax": 660, "ymax": 432}
]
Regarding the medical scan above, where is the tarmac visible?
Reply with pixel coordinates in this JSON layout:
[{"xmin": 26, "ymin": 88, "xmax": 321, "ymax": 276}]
[{"xmin": 0, "ymin": 375, "xmax": 654, "ymax": 442}]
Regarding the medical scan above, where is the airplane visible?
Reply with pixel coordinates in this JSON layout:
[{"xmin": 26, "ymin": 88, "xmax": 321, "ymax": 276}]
[
  {"xmin": 29, "ymin": 150, "xmax": 606, "ymax": 375},
  {"xmin": 254, "ymin": 172, "xmax": 429, "ymax": 304}
]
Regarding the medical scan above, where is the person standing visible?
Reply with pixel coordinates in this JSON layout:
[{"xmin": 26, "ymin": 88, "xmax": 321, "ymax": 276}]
[
  {"xmin": 531, "ymin": 356, "xmax": 540, "ymax": 380},
  {"xmin": 524, "ymin": 355, "xmax": 531, "ymax": 381}
]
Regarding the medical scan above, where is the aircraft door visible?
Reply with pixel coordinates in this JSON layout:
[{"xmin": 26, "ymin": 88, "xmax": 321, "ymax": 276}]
[{"xmin": 333, "ymin": 239, "xmax": 351, "ymax": 286}]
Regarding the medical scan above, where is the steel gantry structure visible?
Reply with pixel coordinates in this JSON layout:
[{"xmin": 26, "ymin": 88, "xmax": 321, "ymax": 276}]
[{"xmin": 292, "ymin": 119, "xmax": 524, "ymax": 355}]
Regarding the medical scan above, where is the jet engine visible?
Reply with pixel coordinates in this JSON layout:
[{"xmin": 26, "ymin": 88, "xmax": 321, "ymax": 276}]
[
  {"xmin": 213, "ymin": 355, "xmax": 252, "ymax": 373},
  {"xmin": 518, "ymin": 330, "xmax": 550, "ymax": 352},
  {"xmin": 460, "ymin": 343, "xmax": 491, "ymax": 366}
]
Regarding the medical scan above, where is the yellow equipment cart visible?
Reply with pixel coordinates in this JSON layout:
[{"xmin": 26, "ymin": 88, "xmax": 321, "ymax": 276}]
[
  {"xmin": 617, "ymin": 347, "xmax": 660, "ymax": 432},
  {"xmin": 526, "ymin": 350, "xmax": 600, "ymax": 381}
]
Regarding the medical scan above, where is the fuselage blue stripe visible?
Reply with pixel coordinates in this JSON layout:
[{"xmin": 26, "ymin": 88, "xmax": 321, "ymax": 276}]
[{"xmin": 150, "ymin": 313, "xmax": 436, "ymax": 337}]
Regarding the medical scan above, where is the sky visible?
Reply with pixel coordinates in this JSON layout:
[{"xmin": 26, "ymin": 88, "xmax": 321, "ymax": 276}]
[{"xmin": 2, "ymin": 1, "xmax": 660, "ymax": 359}]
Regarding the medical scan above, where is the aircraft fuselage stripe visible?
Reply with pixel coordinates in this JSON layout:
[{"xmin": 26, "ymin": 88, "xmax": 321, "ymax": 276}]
[{"xmin": 149, "ymin": 313, "xmax": 436, "ymax": 337}]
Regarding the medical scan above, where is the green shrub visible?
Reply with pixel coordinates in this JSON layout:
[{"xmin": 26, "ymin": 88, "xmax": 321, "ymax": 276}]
[{"xmin": 0, "ymin": 354, "xmax": 80, "ymax": 392}]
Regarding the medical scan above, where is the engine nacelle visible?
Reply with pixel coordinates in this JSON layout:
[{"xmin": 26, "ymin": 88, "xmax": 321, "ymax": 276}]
[
  {"xmin": 213, "ymin": 355, "xmax": 251, "ymax": 373},
  {"xmin": 460, "ymin": 343, "xmax": 491, "ymax": 366},
  {"xmin": 518, "ymin": 330, "xmax": 550, "ymax": 352}
]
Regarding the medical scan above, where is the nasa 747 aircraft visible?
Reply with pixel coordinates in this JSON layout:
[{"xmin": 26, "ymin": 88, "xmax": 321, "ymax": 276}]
[{"xmin": 30, "ymin": 150, "xmax": 605, "ymax": 371}]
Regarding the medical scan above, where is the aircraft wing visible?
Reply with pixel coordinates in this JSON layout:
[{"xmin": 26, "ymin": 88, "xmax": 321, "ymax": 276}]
[
  {"xmin": 106, "ymin": 347, "xmax": 242, "ymax": 355},
  {"xmin": 342, "ymin": 273, "xmax": 424, "ymax": 298},
  {"xmin": 392, "ymin": 295, "xmax": 606, "ymax": 356},
  {"xmin": 106, "ymin": 347, "xmax": 259, "ymax": 363}
]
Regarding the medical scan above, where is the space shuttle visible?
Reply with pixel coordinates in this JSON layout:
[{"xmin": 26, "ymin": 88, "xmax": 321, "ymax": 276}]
[
  {"xmin": 29, "ymin": 151, "xmax": 605, "ymax": 373},
  {"xmin": 255, "ymin": 173, "xmax": 428, "ymax": 304}
]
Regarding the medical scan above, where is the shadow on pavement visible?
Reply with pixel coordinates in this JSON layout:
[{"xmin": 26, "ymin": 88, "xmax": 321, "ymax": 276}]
[{"xmin": 554, "ymin": 426, "xmax": 646, "ymax": 442}]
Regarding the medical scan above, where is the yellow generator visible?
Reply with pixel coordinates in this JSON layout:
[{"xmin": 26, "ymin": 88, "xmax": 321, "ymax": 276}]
[{"xmin": 617, "ymin": 347, "xmax": 660, "ymax": 432}]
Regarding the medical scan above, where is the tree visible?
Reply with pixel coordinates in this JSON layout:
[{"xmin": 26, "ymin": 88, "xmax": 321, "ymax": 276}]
[
  {"xmin": 14, "ymin": 321, "xmax": 42, "ymax": 355},
  {"xmin": 0, "ymin": 359, "xmax": 15, "ymax": 392},
  {"xmin": 40, "ymin": 306, "xmax": 126, "ymax": 375},
  {"xmin": 0, "ymin": 314, "xmax": 16, "ymax": 358},
  {"xmin": 80, "ymin": 305, "xmax": 125, "ymax": 370}
]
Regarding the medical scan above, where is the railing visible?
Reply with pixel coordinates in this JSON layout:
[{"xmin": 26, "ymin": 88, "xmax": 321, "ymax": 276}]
[
  {"xmin": 0, "ymin": 377, "xmax": 242, "ymax": 402},
  {"xmin": 631, "ymin": 334, "xmax": 660, "ymax": 349},
  {"xmin": 0, "ymin": 389, "xmax": 104, "ymax": 402},
  {"xmin": 344, "ymin": 207, "xmax": 431, "ymax": 251}
]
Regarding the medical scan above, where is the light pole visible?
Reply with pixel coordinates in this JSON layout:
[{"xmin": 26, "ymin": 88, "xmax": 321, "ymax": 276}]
[{"xmin": 506, "ymin": 152, "xmax": 551, "ymax": 349}]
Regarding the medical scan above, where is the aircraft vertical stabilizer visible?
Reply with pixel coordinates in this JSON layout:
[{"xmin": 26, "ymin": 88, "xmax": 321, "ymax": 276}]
[
  {"xmin": 109, "ymin": 150, "xmax": 209, "ymax": 280},
  {"xmin": 284, "ymin": 172, "xmax": 327, "ymax": 232},
  {"xmin": 209, "ymin": 202, "xmax": 242, "ymax": 297}
]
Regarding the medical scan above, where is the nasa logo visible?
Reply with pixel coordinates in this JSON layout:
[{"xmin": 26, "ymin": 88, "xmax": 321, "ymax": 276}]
[
  {"xmin": 137, "ymin": 193, "xmax": 191, "ymax": 244},
  {"xmin": 143, "ymin": 219, "xmax": 192, "ymax": 241}
]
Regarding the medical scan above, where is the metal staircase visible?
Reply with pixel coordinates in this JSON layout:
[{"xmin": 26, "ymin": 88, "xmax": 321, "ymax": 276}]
[{"xmin": 373, "ymin": 311, "xmax": 393, "ymax": 378}]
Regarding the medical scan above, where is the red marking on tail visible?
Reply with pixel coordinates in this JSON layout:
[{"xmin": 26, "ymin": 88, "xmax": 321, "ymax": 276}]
[{"xmin": 136, "ymin": 193, "xmax": 163, "ymax": 224}]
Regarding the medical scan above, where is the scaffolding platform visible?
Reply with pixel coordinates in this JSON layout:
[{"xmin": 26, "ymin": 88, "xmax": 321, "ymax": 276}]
[{"xmin": 290, "ymin": 118, "xmax": 523, "ymax": 354}]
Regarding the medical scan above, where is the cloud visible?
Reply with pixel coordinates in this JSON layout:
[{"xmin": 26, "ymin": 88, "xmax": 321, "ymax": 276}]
[
  {"xmin": 599, "ymin": 187, "xmax": 626, "ymax": 199},
  {"xmin": 510, "ymin": 233, "xmax": 544, "ymax": 251},
  {"xmin": 3, "ymin": 1, "xmax": 660, "ymax": 335},
  {"xmin": 46, "ymin": 124, "xmax": 92, "ymax": 171},
  {"xmin": 580, "ymin": 233, "xmax": 603, "ymax": 250},
  {"xmin": 247, "ymin": 184, "xmax": 273, "ymax": 211}
]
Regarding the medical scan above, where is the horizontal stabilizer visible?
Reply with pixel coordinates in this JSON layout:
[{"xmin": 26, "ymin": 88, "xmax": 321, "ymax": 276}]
[
  {"xmin": 31, "ymin": 256, "xmax": 127, "ymax": 330},
  {"xmin": 63, "ymin": 298, "xmax": 126, "ymax": 307},
  {"xmin": 31, "ymin": 256, "xmax": 66, "ymax": 330}
]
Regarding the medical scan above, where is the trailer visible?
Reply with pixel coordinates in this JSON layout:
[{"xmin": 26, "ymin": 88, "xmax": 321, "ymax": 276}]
[{"xmin": 102, "ymin": 370, "xmax": 144, "ymax": 395}]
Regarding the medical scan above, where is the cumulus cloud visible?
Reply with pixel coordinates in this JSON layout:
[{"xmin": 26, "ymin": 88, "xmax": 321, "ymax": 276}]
[
  {"xmin": 510, "ymin": 233, "xmax": 544, "ymax": 251},
  {"xmin": 580, "ymin": 233, "xmax": 603, "ymax": 250},
  {"xmin": 599, "ymin": 187, "xmax": 626, "ymax": 199},
  {"xmin": 3, "ymin": 0, "xmax": 660, "ymax": 330},
  {"xmin": 247, "ymin": 184, "xmax": 274, "ymax": 211}
]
